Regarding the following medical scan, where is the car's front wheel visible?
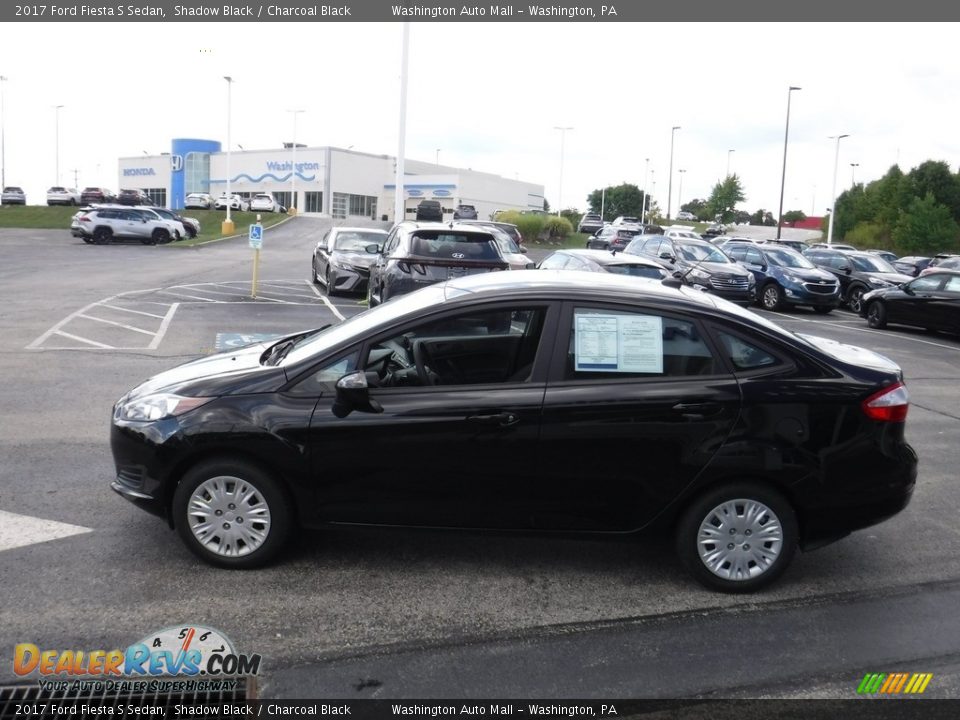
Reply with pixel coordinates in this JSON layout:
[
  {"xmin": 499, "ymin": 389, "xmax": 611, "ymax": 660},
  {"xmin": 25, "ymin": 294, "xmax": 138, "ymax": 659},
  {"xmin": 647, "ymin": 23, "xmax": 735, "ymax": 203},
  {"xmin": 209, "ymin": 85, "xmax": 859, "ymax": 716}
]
[
  {"xmin": 866, "ymin": 301, "xmax": 887, "ymax": 329},
  {"xmin": 92, "ymin": 227, "xmax": 112, "ymax": 245},
  {"xmin": 846, "ymin": 285, "xmax": 866, "ymax": 313},
  {"xmin": 676, "ymin": 483, "xmax": 798, "ymax": 593},
  {"xmin": 173, "ymin": 459, "xmax": 293, "ymax": 569},
  {"xmin": 760, "ymin": 283, "xmax": 784, "ymax": 311}
]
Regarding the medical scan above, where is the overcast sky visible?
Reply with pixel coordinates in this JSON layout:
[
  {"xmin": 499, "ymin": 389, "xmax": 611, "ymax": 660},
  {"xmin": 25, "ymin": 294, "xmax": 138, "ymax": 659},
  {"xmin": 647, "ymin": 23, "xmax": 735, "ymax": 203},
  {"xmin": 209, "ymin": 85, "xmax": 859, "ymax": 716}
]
[{"xmin": 2, "ymin": 22, "xmax": 958, "ymax": 215}]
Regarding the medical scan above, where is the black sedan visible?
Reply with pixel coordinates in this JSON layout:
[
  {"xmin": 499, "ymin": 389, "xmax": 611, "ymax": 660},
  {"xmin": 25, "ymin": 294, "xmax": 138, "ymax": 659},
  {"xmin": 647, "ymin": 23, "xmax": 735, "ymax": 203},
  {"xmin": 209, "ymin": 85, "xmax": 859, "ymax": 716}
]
[
  {"xmin": 111, "ymin": 271, "xmax": 917, "ymax": 592},
  {"xmin": 312, "ymin": 227, "xmax": 389, "ymax": 296},
  {"xmin": 861, "ymin": 270, "xmax": 960, "ymax": 334}
]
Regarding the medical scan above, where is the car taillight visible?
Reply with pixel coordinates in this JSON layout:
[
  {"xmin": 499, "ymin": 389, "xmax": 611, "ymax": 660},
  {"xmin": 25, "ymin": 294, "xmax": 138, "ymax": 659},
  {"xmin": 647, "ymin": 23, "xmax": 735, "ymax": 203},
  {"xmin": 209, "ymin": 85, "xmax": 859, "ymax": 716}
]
[
  {"xmin": 79, "ymin": 215, "xmax": 91, "ymax": 221},
  {"xmin": 862, "ymin": 382, "xmax": 910, "ymax": 422},
  {"xmin": 397, "ymin": 261, "xmax": 425, "ymax": 275}
]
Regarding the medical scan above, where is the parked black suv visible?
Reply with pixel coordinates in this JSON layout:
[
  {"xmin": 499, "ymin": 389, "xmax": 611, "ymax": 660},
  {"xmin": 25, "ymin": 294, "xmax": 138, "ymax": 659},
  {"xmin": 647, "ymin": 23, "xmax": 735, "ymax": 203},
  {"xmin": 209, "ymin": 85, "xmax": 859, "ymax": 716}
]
[
  {"xmin": 624, "ymin": 234, "xmax": 756, "ymax": 305},
  {"xmin": 453, "ymin": 204, "xmax": 478, "ymax": 220},
  {"xmin": 415, "ymin": 200, "xmax": 443, "ymax": 221},
  {"xmin": 117, "ymin": 189, "xmax": 151, "ymax": 206},
  {"xmin": 803, "ymin": 248, "xmax": 913, "ymax": 313}
]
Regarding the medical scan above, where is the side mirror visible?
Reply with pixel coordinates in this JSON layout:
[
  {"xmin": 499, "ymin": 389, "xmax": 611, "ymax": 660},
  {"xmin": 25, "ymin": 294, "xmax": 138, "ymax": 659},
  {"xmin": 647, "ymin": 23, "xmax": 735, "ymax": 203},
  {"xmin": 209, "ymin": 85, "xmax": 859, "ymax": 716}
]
[
  {"xmin": 519, "ymin": 246, "xmax": 528, "ymax": 254},
  {"xmin": 365, "ymin": 243, "xmax": 382, "ymax": 254},
  {"xmin": 659, "ymin": 251, "xmax": 674, "ymax": 261},
  {"xmin": 902, "ymin": 284, "xmax": 915, "ymax": 295},
  {"xmin": 843, "ymin": 266, "xmax": 852, "ymax": 275},
  {"xmin": 332, "ymin": 372, "xmax": 384, "ymax": 418}
]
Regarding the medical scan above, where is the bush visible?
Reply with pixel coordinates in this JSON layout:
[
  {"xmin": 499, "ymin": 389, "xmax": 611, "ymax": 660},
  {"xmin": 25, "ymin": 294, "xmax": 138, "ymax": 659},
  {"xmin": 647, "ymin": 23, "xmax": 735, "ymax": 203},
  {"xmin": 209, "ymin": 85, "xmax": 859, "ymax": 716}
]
[
  {"xmin": 543, "ymin": 215, "xmax": 573, "ymax": 239},
  {"xmin": 845, "ymin": 221, "xmax": 890, "ymax": 249}
]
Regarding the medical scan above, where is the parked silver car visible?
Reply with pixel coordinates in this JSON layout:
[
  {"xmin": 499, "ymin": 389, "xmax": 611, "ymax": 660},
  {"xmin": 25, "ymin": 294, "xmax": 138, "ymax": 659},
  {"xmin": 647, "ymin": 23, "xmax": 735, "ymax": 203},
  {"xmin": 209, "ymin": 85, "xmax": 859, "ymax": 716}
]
[
  {"xmin": 72, "ymin": 207, "xmax": 180, "ymax": 245},
  {"xmin": 47, "ymin": 186, "xmax": 81, "ymax": 206},
  {"xmin": 1, "ymin": 186, "xmax": 26, "ymax": 205},
  {"xmin": 184, "ymin": 193, "xmax": 214, "ymax": 210},
  {"xmin": 214, "ymin": 193, "xmax": 249, "ymax": 211},
  {"xmin": 249, "ymin": 193, "xmax": 282, "ymax": 213}
]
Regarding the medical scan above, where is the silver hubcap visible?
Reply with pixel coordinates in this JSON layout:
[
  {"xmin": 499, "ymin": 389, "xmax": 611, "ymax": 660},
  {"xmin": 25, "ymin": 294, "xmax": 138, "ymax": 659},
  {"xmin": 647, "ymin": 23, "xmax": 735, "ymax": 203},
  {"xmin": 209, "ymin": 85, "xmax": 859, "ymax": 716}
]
[
  {"xmin": 697, "ymin": 498, "xmax": 783, "ymax": 581},
  {"xmin": 187, "ymin": 475, "xmax": 272, "ymax": 557},
  {"xmin": 763, "ymin": 286, "xmax": 779, "ymax": 308}
]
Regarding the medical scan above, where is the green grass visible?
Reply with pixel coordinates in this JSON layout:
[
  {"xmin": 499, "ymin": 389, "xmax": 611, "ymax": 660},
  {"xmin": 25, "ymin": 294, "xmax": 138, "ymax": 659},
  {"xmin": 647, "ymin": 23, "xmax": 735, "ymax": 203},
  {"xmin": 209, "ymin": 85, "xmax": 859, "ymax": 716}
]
[{"xmin": 0, "ymin": 205, "xmax": 291, "ymax": 245}]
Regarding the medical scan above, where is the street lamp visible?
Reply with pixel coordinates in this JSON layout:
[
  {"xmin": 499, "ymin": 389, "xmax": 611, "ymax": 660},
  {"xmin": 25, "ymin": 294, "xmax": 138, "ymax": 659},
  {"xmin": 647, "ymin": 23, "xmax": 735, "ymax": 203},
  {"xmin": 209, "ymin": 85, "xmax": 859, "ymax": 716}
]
[
  {"xmin": 0, "ymin": 75, "xmax": 7, "ymax": 190},
  {"xmin": 54, "ymin": 104, "xmax": 64, "ymax": 186},
  {"xmin": 222, "ymin": 76, "xmax": 234, "ymax": 234},
  {"xmin": 776, "ymin": 86, "xmax": 801, "ymax": 239},
  {"xmin": 553, "ymin": 126, "xmax": 573, "ymax": 216},
  {"xmin": 642, "ymin": 157, "xmax": 650, "ymax": 224},
  {"xmin": 394, "ymin": 22, "xmax": 410, "ymax": 224},
  {"xmin": 667, "ymin": 125, "xmax": 680, "ymax": 220},
  {"xmin": 678, "ymin": 169, "xmax": 686, "ymax": 210},
  {"xmin": 726, "ymin": 149, "xmax": 735, "ymax": 178},
  {"xmin": 287, "ymin": 109, "xmax": 305, "ymax": 215},
  {"xmin": 850, "ymin": 162, "xmax": 860, "ymax": 186},
  {"xmin": 827, "ymin": 134, "xmax": 850, "ymax": 246}
]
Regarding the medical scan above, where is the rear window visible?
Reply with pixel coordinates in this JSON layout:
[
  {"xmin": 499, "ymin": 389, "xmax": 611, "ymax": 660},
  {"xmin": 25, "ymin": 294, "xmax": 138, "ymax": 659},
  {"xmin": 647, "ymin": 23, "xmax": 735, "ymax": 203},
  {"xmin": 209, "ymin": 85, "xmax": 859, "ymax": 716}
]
[{"xmin": 410, "ymin": 231, "xmax": 500, "ymax": 260}]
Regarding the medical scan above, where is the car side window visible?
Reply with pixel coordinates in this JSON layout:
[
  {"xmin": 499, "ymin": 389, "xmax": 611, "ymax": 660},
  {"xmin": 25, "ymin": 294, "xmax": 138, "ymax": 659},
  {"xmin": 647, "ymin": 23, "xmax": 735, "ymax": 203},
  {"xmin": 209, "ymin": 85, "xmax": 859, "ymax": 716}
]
[
  {"xmin": 944, "ymin": 276, "xmax": 960, "ymax": 293},
  {"xmin": 726, "ymin": 246, "xmax": 746, "ymax": 261},
  {"xmin": 746, "ymin": 249, "xmax": 764, "ymax": 265},
  {"xmin": 641, "ymin": 238, "xmax": 662, "ymax": 255},
  {"xmin": 539, "ymin": 254, "xmax": 569, "ymax": 270},
  {"xmin": 715, "ymin": 331, "xmax": 782, "ymax": 372},
  {"xmin": 565, "ymin": 308, "xmax": 718, "ymax": 380},
  {"xmin": 910, "ymin": 276, "xmax": 944, "ymax": 292},
  {"xmin": 365, "ymin": 306, "xmax": 547, "ymax": 388},
  {"xmin": 288, "ymin": 351, "xmax": 361, "ymax": 396}
]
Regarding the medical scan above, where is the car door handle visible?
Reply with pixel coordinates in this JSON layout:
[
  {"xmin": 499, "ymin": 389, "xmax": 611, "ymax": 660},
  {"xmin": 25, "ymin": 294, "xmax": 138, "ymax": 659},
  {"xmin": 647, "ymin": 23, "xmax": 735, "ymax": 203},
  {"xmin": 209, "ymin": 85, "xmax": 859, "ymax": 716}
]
[
  {"xmin": 466, "ymin": 412, "xmax": 519, "ymax": 427},
  {"xmin": 672, "ymin": 402, "xmax": 723, "ymax": 418}
]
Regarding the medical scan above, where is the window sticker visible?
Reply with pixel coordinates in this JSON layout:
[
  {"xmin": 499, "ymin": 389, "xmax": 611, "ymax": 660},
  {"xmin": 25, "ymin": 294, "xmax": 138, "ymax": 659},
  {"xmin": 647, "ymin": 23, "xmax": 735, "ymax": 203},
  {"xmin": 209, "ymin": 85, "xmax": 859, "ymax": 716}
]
[{"xmin": 575, "ymin": 312, "xmax": 664, "ymax": 373}]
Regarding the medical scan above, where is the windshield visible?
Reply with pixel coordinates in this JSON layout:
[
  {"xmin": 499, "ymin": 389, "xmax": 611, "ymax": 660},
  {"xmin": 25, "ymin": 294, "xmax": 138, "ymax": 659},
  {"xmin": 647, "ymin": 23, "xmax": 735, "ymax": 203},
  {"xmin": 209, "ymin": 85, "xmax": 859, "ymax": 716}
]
[
  {"xmin": 282, "ymin": 285, "xmax": 448, "ymax": 366},
  {"xmin": 677, "ymin": 242, "xmax": 730, "ymax": 263},
  {"xmin": 605, "ymin": 264, "xmax": 665, "ymax": 278},
  {"xmin": 851, "ymin": 254, "xmax": 897, "ymax": 273},
  {"xmin": 765, "ymin": 248, "xmax": 816, "ymax": 269},
  {"xmin": 334, "ymin": 231, "xmax": 386, "ymax": 252}
]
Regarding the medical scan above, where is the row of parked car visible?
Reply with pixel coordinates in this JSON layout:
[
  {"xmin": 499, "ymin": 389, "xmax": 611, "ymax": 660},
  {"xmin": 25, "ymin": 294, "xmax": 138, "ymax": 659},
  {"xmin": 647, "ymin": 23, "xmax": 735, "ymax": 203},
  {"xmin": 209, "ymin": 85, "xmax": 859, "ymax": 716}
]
[
  {"xmin": 185, "ymin": 192, "xmax": 287, "ymax": 213},
  {"xmin": 70, "ymin": 204, "xmax": 201, "ymax": 245}
]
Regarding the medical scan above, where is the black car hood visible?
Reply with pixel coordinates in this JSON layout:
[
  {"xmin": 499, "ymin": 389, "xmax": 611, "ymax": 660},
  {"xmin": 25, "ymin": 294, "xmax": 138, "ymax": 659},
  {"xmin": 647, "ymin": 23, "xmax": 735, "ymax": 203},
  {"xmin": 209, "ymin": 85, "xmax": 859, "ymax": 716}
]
[
  {"xmin": 125, "ymin": 341, "xmax": 288, "ymax": 400},
  {"xmin": 860, "ymin": 271, "xmax": 913, "ymax": 284}
]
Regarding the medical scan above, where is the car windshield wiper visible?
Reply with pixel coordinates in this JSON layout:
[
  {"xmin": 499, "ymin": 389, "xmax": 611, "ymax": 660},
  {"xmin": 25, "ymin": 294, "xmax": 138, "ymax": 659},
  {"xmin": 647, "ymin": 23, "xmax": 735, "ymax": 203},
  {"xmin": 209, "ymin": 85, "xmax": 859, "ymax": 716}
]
[{"xmin": 261, "ymin": 326, "xmax": 332, "ymax": 366}]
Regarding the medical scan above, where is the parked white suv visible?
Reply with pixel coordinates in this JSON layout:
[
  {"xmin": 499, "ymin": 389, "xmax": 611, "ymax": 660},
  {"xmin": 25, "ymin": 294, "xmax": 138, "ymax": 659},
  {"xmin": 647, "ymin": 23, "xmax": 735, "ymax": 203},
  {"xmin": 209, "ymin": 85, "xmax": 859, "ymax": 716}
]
[
  {"xmin": 47, "ymin": 187, "xmax": 81, "ymax": 206},
  {"xmin": 249, "ymin": 193, "xmax": 281, "ymax": 213},
  {"xmin": 72, "ymin": 207, "xmax": 181, "ymax": 245},
  {"xmin": 215, "ymin": 194, "xmax": 249, "ymax": 211},
  {"xmin": 184, "ymin": 193, "xmax": 214, "ymax": 209}
]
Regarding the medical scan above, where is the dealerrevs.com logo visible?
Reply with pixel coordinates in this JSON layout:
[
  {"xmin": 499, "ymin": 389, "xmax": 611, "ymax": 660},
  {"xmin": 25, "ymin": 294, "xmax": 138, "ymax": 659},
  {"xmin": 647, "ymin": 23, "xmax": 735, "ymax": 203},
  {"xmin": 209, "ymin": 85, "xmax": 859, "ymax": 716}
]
[{"xmin": 14, "ymin": 625, "xmax": 261, "ymax": 679}]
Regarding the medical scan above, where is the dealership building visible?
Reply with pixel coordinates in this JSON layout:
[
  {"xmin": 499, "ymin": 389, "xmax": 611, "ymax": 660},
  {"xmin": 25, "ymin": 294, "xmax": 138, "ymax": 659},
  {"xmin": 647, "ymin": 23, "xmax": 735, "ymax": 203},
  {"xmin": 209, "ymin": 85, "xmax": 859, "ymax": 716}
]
[{"xmin": 119, "ymin": 139, "xmax": 545, "ymax": 222}]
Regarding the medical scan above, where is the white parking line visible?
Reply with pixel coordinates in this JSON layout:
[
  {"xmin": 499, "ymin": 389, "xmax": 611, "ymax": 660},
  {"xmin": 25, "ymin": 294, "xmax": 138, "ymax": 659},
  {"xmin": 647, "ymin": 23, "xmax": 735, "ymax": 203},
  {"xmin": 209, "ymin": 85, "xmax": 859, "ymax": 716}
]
[
  {"xmin": 767, "ymin": 313, "xmax": 960, "ymax": 353},
  {"xmin": 0, "ymin": 510, "xmax": 92, "ymax": 553},
  {"xmin": 77, "ymin": 313, "xmax": 156, "ymax": 336},
  {"xmin": 52, "ymin": 330, "xmax": 114, "ymax": 349},
  {"xmin": 308, "ymin": 281, "xmax": 346, "ymax": 321},
  {"xmin": 149, "ymin": 303, "xmax": 179, "ymax": 350},
  {"xmin": 100, "ymin": 304, "xmax": 168, "ymax": 320},
  {"xmin": 157, "ymin": 290, "xmax": 219, "ymax": 302}
]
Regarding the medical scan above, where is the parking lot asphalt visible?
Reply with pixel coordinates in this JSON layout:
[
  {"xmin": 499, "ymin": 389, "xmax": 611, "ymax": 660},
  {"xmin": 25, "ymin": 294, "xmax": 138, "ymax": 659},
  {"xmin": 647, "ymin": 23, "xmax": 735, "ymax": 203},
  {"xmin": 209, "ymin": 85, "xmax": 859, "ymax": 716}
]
[{"xmin": 1, "ymin": 219, "xmax": 959, "ymax": 699}]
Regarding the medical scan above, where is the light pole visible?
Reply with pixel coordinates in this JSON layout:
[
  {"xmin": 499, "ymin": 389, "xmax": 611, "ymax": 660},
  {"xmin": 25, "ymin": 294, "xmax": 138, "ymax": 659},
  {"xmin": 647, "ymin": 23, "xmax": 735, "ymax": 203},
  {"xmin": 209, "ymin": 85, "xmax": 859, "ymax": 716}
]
[
  {"xmin": 435, "ymin": 148, "xmax": 440, "ymax": 165},
  {"xmin": 667, "ymin": 125, "xmax": 680, "ymax": 220},
  {"xmin": 642, "ymin": 157, "xmax": 650, "ymax": 224},
  {"xmin": 553, "ymin": 126, "xmax": 573, "ymax": 216},
  {"xmin": 776, "ymin": 86, "xmax": 801, "ymax": 239},
  {"xmin": 0, "ymin": 76, "xmax": 7, "ymax": 191},
  {"xmin": 850, "ymin": 162, "xmax": 859, "ymax": 186},
  {"xmin": 222, "ymin": 76, "xmax": 234, "ymax": 234},
  {"xmin": 287, "ymin": 109, "xmax": 305, "ymax": 215},
  {"xmin": 394, "ymin": 22, "xmax": 410, "ymax": 224},
  {"xmin": 826, "ymin": 134, "xmax": 850, "ymax": 246},
  {"xmin": 726, "ymin": 149, "xmax": 735, "ymax": 178},
  {"xmin": 678, "ymin": 169, "xmax": 686, "ymax": 210},
  {"xmin": 54, "ymin": 104, "xmax": 64, "ymax": 186}
]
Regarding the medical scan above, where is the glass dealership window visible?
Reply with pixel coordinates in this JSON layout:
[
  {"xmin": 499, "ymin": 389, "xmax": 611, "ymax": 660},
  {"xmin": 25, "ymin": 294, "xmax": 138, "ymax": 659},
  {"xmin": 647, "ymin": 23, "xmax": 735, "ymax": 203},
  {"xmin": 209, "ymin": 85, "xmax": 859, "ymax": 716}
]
[
  {"xmin": 332, "ymin": 192, "xmax": 348, "ymax": 219},
  {"xmin": 184, "ymin": 153, "xmax": 210, "ymax": 194},
  {"xmin": 304, "ymin": 191, "xmax": 323, "ymax": 213},
  {"xmin": 348, "ymin": 194, "xmax": 378, "ymax": 218},
  {"xmin": 144, "ymin": 189, "xmax": 166, "ymax": 206}
]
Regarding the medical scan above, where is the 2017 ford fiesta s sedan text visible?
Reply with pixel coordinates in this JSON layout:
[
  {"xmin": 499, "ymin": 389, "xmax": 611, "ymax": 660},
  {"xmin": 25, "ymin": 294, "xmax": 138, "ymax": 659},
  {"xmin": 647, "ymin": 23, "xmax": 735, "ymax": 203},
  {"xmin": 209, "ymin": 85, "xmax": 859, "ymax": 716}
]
[{"xmin": 111, "ymin": 271, "xmax": 917, "ymax": 592}]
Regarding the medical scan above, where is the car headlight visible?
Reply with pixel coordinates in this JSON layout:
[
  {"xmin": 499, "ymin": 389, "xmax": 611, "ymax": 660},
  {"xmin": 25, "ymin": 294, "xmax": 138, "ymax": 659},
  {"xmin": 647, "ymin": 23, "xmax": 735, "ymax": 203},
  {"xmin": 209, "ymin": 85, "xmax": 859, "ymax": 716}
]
[
  {"xmin": 868, "ymin": 277, "xmax": 891, "ymax": 287},
  {"xmin": 116, "ymin": 393, "xmax": 213, "ymax": 422},
  {"xmin": 690, "ymin": 268, "xmax": 711, "ymax": 281},
  {"xmin": 746, "ymin": 273, "xmax": 756, "ymax": 286}
]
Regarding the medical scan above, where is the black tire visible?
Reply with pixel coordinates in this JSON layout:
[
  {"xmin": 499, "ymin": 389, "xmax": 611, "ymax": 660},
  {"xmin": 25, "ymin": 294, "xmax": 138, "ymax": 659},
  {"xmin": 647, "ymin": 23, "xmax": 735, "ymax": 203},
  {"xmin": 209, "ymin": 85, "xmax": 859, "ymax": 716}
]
[
  {"xmin": 141, "ymin": 236, "xmax": 157, "ymax": 245},
  {"xmin": 866, "ymin": 301, "xmax": 887, "ymax": 329},
  {"xmin": 846, "ymin": 285, "xmax": 866, "ymax": 313},
  {"xmin": 152, "ymin": 228, "xmax": 170, "ymax": 244},
  {"xmin": 760, "ymin": 283, "xmax": 784, "ymax": 311},
  {"xmin": 676, "ymin": 482, "xmax": 798, "ymax": 593},
  {"xmin": 366, "ymin": 280, "xmax": 379, "ymax": 307},
  {"xmin": 82, "ymin": 236, "xmax": 95, "ymax": 245},
  {"xmin": 92, "ymin": 227, "xmax": 111, "ymax": 245},
  {"xmin": 324, "ymin": 269, "xmax": 338, "ymax": 297},
  {"xmin": 312, "ymin": 258, "xmax": 322, "ymax": 285},
  {"xmin": 812, "ymin": 306, "xmax": 833, "ymax": 315},
  {"xmin": 173, "ymin": 458, "xmax": 293, "ymax": 569},
  {"xmin": 186, "ymin": 227, "xmax": 197, "ymax": 239}
]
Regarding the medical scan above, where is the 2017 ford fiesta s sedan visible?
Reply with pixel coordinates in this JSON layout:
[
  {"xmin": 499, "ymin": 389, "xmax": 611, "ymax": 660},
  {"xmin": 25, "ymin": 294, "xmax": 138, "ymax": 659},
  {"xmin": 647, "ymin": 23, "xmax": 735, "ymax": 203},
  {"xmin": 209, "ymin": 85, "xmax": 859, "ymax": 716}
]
[{"xmin": 111, "ymin": 271, "xmax": 917, "ymax": 592}]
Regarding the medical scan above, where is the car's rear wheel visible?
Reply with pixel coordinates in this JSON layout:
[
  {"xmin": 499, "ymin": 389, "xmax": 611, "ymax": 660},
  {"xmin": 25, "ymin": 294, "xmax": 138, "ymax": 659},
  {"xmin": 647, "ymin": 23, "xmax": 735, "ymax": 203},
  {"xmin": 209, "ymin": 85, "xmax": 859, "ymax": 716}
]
[
  {"xmin": 92, "ymin": 227, "xmax": 111, "ymax": 245},
  {"xmin": 866, "ymin": 301, "xmax": 887, "ymax": 329},
  {"xmin": 173, "ymin": 459, "xmax": 292, "ymax": 569},
  {"xmin": 760, "ymin": 283, "xmax": 784, "ymax": 311},
  {"xmin": 676, "ymin": 483, "xmax": 797, "ymax": 592},
  {"xmin": 152, "ymin": 228, "xmax": 171, "ymax": 244},
  {"xmin": 846, "ymin": 285, "xmax": 866, "ymax": 313}
]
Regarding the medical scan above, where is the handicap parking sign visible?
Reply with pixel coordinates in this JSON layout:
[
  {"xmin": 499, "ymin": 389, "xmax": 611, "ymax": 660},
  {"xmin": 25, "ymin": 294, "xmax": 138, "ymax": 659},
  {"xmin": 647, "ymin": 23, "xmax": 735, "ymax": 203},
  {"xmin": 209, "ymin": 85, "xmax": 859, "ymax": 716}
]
[{"xmin": 249, "ymin": 223, "xmax": 264, "ymax": 249}]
